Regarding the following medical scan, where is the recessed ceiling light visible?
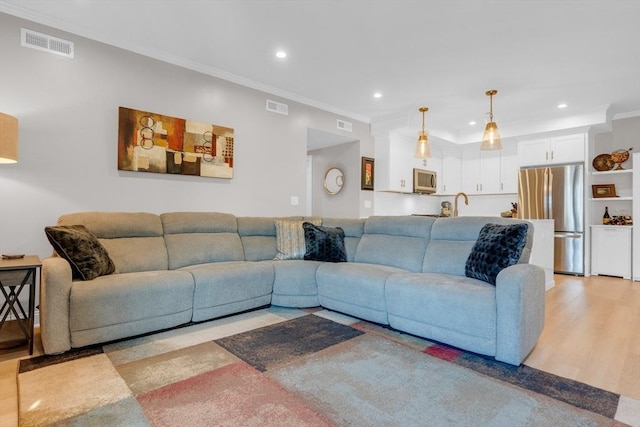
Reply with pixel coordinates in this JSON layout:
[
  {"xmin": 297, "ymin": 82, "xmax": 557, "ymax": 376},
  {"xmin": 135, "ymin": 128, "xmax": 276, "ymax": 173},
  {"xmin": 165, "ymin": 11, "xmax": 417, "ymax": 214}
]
[
  {"xmin": 469, "ymin": 121, "xmax": 477, "ymax": 126},
  {"xmin": 275, "ymin": 51, "xmax": 287, "ymax": 59},
  {"xmin": 373, "ymin": 92, "xmax": 382, "ymax": 98},
  {"xmin": 557, "ymin": 103, "xmax": 567, "ymax": 109}
]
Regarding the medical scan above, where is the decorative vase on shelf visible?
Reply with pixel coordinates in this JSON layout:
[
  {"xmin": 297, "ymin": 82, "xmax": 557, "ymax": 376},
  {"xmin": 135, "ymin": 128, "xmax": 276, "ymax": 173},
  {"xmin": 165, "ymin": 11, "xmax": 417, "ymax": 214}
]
[{"xmin": 610, "ymin": 147, "xmax": 633, "ymax": 170}]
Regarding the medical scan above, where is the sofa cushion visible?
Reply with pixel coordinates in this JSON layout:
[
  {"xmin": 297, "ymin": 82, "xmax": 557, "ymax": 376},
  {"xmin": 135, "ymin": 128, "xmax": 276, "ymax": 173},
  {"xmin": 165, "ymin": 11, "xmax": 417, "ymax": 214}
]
[
  {"xmin": 423, "ymin": 217, "xmax": 533, "ymax": 276},
  {"xmin": 385, "ymin": 272, "xmax": 497, "ymax": 355},
  {"xmin": 271, "ymin": 260, "xmax": 322, "ymax": 308},
  {"xmin": 465, "ymin": 223, "xmax": 529, "ymax": 285},
  {"xmin": 57, "ymin": 212, "xmax": 168, "ymax": 273},
  {"xmin": 44, "ymin": 225, "xmax": 115, "ymax": 281},
  {"xmin": 274, "ymin": 218, "xmax": 321, "ymax": 260},
  {"xmin": 317, "ymin": 262, "xmax": 407, "ymax": 325},
  {"xmin": 303, "ymin": 222, "xmax": 347, "ymax": 262},
  {"xmin": 69, "ymin": 270, "xmax": 194, "ymax": 347},
  {"xmin": 237, "ymin": 217, "xmax": 281, "ymax": 261},
  {"xmin": 161, "ymin": 212, "xmax": 244, "ymax": 269},
  {"xmin": 354, "ymin": 216, "xmax": 434, "ymax": 272},
  {"xmin": 184, "ymin": 261, "xmax": 274, "ymax": 322}
]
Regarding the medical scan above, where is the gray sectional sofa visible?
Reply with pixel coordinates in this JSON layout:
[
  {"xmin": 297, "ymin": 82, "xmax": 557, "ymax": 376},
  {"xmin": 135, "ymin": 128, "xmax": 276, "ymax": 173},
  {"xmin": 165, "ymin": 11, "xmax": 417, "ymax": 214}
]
[{"xmin": 40, "ymin": 212, "xmax": 545, "ymax": 365}]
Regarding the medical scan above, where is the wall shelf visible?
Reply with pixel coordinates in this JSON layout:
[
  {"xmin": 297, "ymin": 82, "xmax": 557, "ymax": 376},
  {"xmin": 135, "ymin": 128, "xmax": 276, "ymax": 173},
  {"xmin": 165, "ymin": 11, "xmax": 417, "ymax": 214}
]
[
  {"xmin": 591, "ymin": 169, "xmax": 633, "ymax": 176},
  {"xmin": 589, "ymin": 197, "xmax": 633, "ymax": 202}
]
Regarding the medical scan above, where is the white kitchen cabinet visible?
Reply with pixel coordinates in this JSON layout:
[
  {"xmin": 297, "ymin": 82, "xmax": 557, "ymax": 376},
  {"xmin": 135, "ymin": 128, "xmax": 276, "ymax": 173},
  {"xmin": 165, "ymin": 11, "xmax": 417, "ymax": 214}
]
[
  {"xmin": 591, "ymin": 225, "xmax": 632, "ymax": 279},
  {"xmin": 519, "ymin": 139, "xmax": 549, "ymax": 166},
  {"xmin": 372, "ymin": 119, "xmax": 424, "ymax": 194},
  {"xmin": 440, "ymin": 150, "xmax": 461, "ymax": 195},
  {"xmin": 461, "ymin": 150, "xmax": 481, "ymax": 194},
  {"xmin": 519, "ymin": 134, "xmax": 585, "ymax": 167},
  {"xmin": 375, "ymin": 131, "xmax": 421, "ymax": 193},
  {"xmin": 550, "ymin": 135, "xmax": 586, "ymax": 163},
  {"xmin": 387, "ymin": 136, "xmax": 413, "ymax": 191},
  {"xmin": 500, "ymin": 142, "xmax": 519, "ymax": 193},
  {"xmin": 461, "ymin": 149, "xmax": 501, "ymax": 194},
  {"xmin": 374, "ymin": 129, "xmax": 450, "ymax": 194}
]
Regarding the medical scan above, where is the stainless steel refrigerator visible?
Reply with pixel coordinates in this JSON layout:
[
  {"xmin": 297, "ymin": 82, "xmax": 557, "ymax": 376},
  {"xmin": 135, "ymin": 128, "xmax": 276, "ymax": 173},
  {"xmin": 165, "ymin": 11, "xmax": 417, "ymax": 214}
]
[{"xmin": 518, "ymin": 164, "xmax": 584, "ymax": 275}]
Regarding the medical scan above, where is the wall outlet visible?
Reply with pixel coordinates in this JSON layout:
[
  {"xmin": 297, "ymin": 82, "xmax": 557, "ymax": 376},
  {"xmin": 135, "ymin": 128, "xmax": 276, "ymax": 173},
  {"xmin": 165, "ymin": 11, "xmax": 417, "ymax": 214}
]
[{"xmin": 290, "ymin": 196, "xmax": 299, "ymax": 206}]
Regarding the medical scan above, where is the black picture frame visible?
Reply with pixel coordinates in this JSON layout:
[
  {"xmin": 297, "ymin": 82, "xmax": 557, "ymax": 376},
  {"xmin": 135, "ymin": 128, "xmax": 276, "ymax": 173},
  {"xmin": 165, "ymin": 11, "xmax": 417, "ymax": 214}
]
[{"xmin": 361, "ymin": 157, "xmax": 374, "ymax": 191}]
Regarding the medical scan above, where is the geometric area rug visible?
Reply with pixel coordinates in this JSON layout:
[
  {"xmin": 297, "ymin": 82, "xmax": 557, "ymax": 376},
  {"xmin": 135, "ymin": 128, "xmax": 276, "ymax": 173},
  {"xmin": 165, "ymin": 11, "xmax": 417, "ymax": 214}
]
[{"xmin": 17, "ymin": 307, "xmax": 639, "ymax": 426}]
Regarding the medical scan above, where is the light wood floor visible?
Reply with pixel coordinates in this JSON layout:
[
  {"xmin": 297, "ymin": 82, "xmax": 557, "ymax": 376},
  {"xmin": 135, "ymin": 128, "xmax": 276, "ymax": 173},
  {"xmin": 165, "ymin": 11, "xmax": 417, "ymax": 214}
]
[
  {"xmin": 1, "ymin": 275, "xmax": 638, "ymax": 426},
  {"xmin": 524, "ymin": 274, "xmax": 640, "ymax": 399}
]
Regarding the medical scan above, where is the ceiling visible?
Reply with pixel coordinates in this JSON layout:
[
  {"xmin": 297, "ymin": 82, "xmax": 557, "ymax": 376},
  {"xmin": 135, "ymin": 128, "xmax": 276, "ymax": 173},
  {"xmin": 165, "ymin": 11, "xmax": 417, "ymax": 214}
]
[{"xmin": 1, "ymin": 0, "xmax": 639, "ymax": 143}]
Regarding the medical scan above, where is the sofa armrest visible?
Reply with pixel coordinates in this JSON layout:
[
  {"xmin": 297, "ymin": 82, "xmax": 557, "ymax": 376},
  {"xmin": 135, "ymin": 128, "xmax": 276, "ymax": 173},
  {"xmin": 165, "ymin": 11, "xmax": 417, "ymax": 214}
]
[
  {"xmin": 40, "ymin": 256, "xmax": 73, "ymax": 354},
  {"xmin": 494, "ymin": 263, "xmax": 545, "ymax": 365}
]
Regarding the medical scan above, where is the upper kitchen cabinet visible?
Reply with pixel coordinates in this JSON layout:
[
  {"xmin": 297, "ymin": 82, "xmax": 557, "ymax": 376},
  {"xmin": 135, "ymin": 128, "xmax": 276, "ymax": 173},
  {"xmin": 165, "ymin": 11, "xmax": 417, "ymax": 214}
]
[
  {"xmin": 500, "ymin": 142, "xmax": 519, "ymax": 193},
  {"xmin": 387, "ymin": 133, "xmax": 414, "ymax": 192},
  {"xmin": 518, "ymin": 134, "xmax": 586, "ymax": 167},
  {"xmin": 461, "ymin": 149, "xmax": 500, "ymax": 194},
  {"xmin": 439, "ymin": 150, "xmax": 461, "ymax": 195},
  {"xmin": 460, "ymin": 142, "xmax": 516, "ymax": 195},
  {"xmin": 375, "ymin": 130, "xmax": 424, "ymax": 193}
]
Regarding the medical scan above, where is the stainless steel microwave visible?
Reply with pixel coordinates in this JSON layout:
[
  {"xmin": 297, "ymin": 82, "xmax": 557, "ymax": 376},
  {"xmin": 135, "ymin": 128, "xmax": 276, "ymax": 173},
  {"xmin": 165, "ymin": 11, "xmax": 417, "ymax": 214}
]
[{"xmin": 413, "ymin": 168, "xmax": 437, "ymax": 194}]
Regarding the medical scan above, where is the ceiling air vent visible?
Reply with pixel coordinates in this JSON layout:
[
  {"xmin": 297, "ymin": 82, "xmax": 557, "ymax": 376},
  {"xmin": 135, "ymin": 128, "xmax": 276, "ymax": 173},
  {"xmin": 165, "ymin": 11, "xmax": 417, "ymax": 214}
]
[
  {"xmin": 21, "ymin": 28, "xmax": 74, "ymax": 58},
  {"xmin": 266, "ymin": 99, "xmax": 288, "ymax": 116},
  {"xmin": 337, "ymin": 119, "xmax": 353, "ymax": 132}
]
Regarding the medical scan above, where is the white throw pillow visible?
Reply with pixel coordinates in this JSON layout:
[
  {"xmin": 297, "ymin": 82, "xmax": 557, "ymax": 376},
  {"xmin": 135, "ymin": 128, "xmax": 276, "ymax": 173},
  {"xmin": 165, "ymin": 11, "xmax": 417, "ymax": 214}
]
[{"xmin": 274, "ymin": 218, "xmax": 322, "ymax": 260}]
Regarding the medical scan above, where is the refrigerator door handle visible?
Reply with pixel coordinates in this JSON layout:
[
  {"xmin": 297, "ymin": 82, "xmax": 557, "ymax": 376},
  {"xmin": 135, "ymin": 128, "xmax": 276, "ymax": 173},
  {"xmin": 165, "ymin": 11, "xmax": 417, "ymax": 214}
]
[
  {"xmin": 555, "ymin": 233, "xmax": 582, "ymax": 238},
  {"xmin": 544, "ymin": 168, "xmax": 553, "ymax": 219}
]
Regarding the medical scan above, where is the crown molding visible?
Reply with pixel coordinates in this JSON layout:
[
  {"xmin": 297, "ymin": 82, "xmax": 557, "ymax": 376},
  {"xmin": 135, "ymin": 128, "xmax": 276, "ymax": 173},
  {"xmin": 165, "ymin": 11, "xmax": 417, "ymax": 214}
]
[{"xmin": 613, "ymin": 110, "xmax": 640, "ymax": 120}]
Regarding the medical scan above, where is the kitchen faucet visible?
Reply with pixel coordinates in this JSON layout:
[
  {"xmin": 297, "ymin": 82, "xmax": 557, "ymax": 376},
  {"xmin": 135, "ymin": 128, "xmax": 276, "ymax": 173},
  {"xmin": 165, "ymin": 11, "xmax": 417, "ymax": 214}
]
[{"xmin": 453, "ymin": 192, "xmax": 468, "ymax": 217}]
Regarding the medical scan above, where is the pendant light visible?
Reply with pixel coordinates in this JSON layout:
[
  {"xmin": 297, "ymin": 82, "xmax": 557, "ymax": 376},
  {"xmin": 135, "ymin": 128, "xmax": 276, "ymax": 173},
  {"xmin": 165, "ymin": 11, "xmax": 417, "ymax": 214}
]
[
  {"xmin": 415, "ymin": 107, "xmax": 431, "ymax": 160},
  {"xmin": 480, "ymin": 90, "xmax": 502, "ymax": 151}
]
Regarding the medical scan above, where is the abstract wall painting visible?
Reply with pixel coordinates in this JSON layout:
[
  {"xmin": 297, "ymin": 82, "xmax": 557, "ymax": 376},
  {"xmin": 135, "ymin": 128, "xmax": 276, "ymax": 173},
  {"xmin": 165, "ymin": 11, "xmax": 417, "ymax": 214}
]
[{"xmin": 118, "ymin": 107, "xmax": 234, "ymax": 179}]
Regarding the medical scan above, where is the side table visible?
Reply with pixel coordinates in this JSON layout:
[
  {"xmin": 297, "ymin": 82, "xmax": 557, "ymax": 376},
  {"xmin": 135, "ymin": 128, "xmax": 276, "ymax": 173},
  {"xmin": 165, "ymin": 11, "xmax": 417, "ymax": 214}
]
[{"xmin": 0, "ymin": 255, "xmax": 41, "ymax": 354}]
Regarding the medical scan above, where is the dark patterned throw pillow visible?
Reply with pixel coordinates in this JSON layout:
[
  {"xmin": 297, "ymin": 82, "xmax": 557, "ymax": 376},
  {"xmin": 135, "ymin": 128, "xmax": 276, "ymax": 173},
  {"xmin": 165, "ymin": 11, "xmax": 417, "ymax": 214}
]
[
  {"xmin": 303, "ymin": 222, "xmax": 347, "ymax": 263},
  {"xmin": 44, "ymin": 225, "xmax": 116, "ymax": 281},
  {"xmin": 465, "ymin": 223, "xmax": 528, "ymax": 285}
]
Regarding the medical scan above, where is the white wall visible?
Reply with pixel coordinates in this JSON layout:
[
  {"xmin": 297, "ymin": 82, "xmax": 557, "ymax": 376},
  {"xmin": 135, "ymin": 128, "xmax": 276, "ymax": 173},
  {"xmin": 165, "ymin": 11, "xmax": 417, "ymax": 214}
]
[
  {"xmin": 0, "ymin": 13, "xmax": 373, "ymax": 258},
  {"xmin": 374, "ymin": 192, "xmax": 441, "ymax": 216},
  {"xmin": 594, "ymin": 116, "xmax": 640, "ymax": 159},
  {"xmin": 611, "ymin": 116, "xmax": 640, "ymax": 153},
  {"xmin": 309, "ymin": 141, "xmax": 360, "ymax": 218}
]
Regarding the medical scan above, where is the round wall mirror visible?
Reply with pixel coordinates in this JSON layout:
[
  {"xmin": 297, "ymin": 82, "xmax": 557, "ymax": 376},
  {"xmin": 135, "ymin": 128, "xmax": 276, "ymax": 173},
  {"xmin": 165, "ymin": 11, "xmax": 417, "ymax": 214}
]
[{"xmin": 324, "ymin": 167, "xmax": 344, "ymax": 195}]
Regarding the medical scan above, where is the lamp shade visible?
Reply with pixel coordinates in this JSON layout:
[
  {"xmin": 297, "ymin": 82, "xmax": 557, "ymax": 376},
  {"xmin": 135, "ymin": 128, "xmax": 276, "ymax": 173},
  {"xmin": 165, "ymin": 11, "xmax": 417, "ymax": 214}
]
[
  {"xmin": 415, "ymin": 106, "xmax": 431, "ymax": 159},
  {"xmin": 415, "ymin": 130, "xmax": 431, "ymax": 158},
  {"xmin": 480, "ymin": 89, "xmax": 502, "ymax": 151},
  {"xmin": 0, "ymin": 113, "xmax": 18, "ymax": 163},
  {"xmin": 481, "ymin": 121, "xmax": 502, "ymax": 150}
]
